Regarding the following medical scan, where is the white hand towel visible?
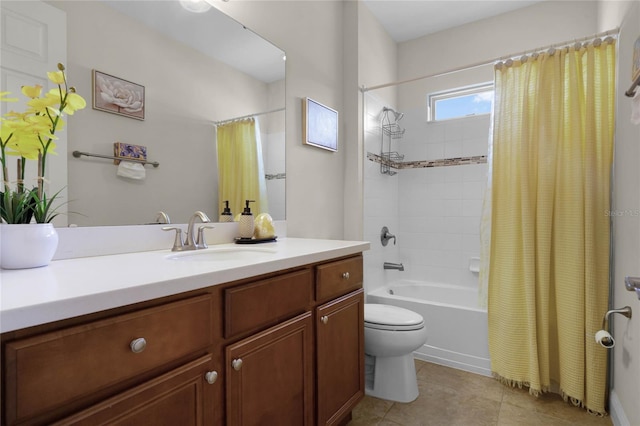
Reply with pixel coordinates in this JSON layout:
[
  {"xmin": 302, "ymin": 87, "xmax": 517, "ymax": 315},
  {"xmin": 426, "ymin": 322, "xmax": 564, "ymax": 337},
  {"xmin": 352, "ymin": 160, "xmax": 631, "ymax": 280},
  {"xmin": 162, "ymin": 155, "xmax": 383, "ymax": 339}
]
[
  {"xmin": 632, "ymin": 91, "xmax": 640, "ymax": 125},
  {"xmin": 117, "ymin": 161, "xmax": 146, "ymax": 180}
]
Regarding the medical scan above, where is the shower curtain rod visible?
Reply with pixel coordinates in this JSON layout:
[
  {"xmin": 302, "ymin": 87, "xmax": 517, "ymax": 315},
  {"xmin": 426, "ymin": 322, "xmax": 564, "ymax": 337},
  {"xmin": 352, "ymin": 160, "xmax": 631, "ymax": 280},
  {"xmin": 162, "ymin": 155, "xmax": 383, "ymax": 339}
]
[
  {"xmin": 360, "ymin": 28, "xmax": 619, "ymax": 93},
  {"xmin": 213, "ymin": 107, "xmax": 285, "ymax": 126}
]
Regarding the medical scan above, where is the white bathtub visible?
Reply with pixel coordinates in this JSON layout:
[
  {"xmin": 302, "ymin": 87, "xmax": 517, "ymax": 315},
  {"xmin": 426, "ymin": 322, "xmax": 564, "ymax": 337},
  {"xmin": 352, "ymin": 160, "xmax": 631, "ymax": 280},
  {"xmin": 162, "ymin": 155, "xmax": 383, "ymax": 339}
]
[{"xmin": 367, "ymin": 280, "xmax": 491, "ymax": 376}]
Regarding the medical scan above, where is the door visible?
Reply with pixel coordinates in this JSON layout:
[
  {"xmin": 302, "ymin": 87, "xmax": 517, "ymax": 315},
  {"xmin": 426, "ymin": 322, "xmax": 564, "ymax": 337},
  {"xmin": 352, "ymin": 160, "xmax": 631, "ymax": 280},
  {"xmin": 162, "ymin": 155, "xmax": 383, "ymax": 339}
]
[
  {"xmin": 0, "ymin": 0, "xmax": 68, "ymax": 225},
  {"xmin": 316, "ymin": 289, "xmax": 364, "ymax": 426},
  {"xmin": 226, "ymin": 312, "xmax": 313, "ymax": 426}
]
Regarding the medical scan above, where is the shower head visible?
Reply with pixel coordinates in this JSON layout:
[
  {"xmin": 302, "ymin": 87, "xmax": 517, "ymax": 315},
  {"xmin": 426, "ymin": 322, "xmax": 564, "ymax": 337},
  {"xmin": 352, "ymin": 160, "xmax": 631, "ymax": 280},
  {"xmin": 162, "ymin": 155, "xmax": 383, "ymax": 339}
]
[{"xmin": 382, "ymin": 106, "xmax": 404, "ymax": 122}]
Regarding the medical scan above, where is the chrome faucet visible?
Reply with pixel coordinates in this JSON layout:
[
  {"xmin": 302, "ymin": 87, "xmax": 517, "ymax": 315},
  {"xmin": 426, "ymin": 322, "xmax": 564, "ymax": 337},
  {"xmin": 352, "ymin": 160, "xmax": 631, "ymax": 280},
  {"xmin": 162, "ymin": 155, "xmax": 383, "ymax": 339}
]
[
  {"xmin": 185, "ymin": 211, "xmax": 212, "ymax": 250},
  {"xmin": 384, "ymin": 262, "xmax": 404, "ymax": 271},
  {"xmin": 162, "ymin": 211, "xmax": 213, "ymax": 251},
  {"xmin": 154, "ymin": 211, "xmax": 171, "ymax": 224},
  {"xmin": 155, "ymin": 211, "xmax": 171, "ymax": 224}
]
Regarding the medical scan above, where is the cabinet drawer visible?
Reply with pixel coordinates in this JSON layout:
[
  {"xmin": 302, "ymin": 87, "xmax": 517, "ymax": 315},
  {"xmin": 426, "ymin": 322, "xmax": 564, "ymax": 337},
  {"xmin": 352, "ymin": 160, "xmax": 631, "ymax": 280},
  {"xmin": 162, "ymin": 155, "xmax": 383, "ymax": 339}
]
[
  {"xmin": 53, "ymin": 355, "xmax": 215, "ymax": 426},
  {"xmin": 225, "ymin": 269, "xmax": 313, "ymax": 338},
  {"xmin": 5, "ymin": 295, "xmax": 212, "ymax": 425},
  {"xmin": 316, "ymin": 256, "xmax": 363, "ymax": 302}
]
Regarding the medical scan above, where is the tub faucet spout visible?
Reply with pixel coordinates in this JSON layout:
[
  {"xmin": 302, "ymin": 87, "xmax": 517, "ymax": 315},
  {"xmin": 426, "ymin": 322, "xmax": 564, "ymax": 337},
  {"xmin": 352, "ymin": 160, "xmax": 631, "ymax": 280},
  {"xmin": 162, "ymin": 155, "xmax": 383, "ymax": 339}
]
[{"xmin": 384, "ymin": 262, "xmax": 404, "ymax": 271}]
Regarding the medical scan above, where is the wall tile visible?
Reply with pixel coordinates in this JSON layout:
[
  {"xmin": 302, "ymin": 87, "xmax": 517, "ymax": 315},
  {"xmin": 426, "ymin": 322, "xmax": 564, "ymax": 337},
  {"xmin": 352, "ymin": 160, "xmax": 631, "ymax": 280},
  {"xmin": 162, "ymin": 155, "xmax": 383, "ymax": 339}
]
[
  {"xmin": 365, "ymin": 97, "xmax": 490, "ymax": 290},
  {"xmin": 444, "ymin": 140, "xmax": 463, "ymax": 158}
]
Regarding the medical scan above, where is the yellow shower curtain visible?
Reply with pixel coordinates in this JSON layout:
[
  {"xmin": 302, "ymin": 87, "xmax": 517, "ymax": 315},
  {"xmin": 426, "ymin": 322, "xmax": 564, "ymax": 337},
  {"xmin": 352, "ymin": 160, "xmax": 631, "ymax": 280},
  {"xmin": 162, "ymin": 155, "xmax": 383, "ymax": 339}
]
[
  {"xmin": 487, "ymin": 39, "xmax": 616, "ymax": 414},
  {"xmin": 216, "ymin": 118, "xmax": 268, "ymax": 219}
]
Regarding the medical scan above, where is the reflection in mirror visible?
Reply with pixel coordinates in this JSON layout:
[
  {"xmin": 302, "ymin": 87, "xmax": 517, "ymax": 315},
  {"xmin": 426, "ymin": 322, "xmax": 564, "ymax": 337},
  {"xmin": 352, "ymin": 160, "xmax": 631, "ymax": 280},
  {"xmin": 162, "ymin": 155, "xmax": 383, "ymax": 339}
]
[{"xmin": 1, "ymin": 0, "xmax": 285, "ymax": 226}]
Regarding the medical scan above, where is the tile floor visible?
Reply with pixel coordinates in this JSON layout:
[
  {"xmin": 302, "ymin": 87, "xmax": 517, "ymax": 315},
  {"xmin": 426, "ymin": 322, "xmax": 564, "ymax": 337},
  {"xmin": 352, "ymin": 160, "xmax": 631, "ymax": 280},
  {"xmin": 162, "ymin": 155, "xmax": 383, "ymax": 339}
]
[{"xmin": 349, "ymin": 360, "xmax": 613, "ymax": 426}]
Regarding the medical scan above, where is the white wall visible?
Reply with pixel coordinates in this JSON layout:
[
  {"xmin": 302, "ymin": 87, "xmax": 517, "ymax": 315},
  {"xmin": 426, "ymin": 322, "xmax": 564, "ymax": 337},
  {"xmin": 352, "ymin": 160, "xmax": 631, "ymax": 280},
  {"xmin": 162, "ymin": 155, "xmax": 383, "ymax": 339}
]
[
  {"xmin": 600, "ymin": 1, "xmax": 640, "ymax": 424},
  {"xmin": 398, "ymin": 1, "xmax": 598, "ymax": 83}
]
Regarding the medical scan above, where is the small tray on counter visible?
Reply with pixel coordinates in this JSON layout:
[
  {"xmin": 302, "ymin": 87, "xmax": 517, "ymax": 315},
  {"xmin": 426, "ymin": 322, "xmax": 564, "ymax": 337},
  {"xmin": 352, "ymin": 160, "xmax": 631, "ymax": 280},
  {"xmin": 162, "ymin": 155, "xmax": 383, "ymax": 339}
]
[{"xmin": 234, "ymin": 236, "xmax": 278, "ymax": 244}]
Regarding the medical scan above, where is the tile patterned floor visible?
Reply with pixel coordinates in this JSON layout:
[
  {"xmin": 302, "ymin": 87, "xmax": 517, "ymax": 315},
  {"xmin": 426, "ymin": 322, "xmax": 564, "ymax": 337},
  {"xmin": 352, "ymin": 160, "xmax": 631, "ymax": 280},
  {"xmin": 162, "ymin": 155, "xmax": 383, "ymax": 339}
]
[{"xmin": 349, "ymin": 360, "xmax": 613, "ymax": 426}]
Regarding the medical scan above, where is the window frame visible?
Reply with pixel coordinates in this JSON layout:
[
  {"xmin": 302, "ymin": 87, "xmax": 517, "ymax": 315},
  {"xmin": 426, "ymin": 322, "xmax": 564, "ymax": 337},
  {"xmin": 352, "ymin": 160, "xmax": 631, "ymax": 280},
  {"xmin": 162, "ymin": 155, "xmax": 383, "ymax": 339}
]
[{"xmin": 427, "ymin": 82, "xmax": 494, "ymax": 122}]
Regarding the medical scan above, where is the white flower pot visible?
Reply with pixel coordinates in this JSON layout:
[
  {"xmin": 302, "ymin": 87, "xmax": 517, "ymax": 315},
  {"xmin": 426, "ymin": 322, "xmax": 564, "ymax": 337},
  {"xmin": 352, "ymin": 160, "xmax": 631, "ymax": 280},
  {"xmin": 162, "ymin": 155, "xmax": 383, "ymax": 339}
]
[{"xmin": 0, "ymin": 223, "xmax": 59, "ymax": 269}]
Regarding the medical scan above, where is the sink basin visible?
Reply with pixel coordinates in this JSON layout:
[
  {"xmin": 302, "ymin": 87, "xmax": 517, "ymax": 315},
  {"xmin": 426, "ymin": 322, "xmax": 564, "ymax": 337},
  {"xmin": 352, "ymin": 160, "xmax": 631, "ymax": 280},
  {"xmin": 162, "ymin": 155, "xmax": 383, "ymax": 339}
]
[{"xmin": 165, "ymin": 247, "xmax": 278, "ymax": 262}]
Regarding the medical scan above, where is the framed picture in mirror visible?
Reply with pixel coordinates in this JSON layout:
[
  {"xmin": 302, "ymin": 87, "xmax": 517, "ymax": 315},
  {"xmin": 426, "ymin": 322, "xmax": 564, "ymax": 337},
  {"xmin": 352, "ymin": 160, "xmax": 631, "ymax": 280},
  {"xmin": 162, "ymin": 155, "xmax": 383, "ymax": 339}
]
[
  {"xmin": 302, "ymin": 97, "xmax": 338, "ymax": 152},
  {"xmin": 92, "ymin": 70, "xmax": 145, "ymax": 120}
]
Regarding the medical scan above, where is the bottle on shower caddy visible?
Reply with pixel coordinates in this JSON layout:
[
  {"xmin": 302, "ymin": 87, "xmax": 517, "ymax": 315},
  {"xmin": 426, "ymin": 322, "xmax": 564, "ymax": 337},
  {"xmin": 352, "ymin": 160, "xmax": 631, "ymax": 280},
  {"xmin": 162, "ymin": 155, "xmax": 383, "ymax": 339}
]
[
  {"xmin": 219, "ymin": 200, "xmax": 233, "ymax": 222},
  {"xmin": 238, "ymin": 200, "xmax": 255, "ymax": 239}
]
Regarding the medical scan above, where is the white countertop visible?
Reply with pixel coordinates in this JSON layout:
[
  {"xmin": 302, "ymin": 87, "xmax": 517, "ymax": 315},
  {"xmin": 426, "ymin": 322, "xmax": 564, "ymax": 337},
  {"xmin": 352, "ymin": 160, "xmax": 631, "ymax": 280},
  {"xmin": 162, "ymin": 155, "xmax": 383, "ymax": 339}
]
[{"xmin": 0, "ymin": 238, "xmax": 369, "ymax": 333}]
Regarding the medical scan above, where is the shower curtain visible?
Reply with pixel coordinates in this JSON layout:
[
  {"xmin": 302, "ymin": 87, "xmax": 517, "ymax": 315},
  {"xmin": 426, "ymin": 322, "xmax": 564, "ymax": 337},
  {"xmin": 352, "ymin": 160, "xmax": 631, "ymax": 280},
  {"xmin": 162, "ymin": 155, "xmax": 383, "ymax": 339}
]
[
  {"xmin": 486, "ymin": 38, "xmax": 616, "ymax": 414},
  {"xmin": 216, "ymin": 118, "xmax": 268, "ymax": 219}
]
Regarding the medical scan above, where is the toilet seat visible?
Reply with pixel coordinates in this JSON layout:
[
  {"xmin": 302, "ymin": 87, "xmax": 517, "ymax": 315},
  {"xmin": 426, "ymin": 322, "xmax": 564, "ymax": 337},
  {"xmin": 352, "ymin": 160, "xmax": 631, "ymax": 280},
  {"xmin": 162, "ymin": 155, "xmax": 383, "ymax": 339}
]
[{"xmin": 364, "ymin": 304, "xmax": 424, "ymax": 331}]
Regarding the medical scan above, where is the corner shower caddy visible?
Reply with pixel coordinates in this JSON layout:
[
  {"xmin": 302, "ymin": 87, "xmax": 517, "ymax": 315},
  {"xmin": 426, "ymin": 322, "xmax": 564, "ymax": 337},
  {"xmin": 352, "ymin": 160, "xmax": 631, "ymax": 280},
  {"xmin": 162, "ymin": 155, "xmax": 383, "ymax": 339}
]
[{"xmin": 380, "ymin": 107, "xmax": 405, "ymax": 175}]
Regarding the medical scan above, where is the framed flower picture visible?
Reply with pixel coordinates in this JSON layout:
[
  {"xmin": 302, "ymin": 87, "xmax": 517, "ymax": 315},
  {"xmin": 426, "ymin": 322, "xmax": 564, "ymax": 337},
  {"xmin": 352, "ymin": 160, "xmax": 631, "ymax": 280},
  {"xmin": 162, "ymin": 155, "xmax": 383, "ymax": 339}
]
[
  {"xmin": 92, "ymin": 70, "xmax": 145, "ymax": 120},
  {"xmin": 302, "ymin": 97, "xmax": 338, "ymax": 152}
]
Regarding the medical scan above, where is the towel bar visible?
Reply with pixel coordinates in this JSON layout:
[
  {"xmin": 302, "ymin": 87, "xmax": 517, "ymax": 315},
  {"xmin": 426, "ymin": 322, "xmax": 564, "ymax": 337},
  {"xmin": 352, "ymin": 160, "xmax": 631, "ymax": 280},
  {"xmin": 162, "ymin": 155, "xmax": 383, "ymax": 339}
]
[{"xmin": 72, "ymin": 150, "xmax": 159, "ymax": 167}]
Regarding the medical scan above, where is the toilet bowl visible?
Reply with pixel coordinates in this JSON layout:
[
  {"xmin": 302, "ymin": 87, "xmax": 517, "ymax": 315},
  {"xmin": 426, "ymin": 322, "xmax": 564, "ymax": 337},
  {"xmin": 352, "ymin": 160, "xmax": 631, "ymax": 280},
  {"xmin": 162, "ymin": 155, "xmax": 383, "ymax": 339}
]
[{"xmin": 364, "ymin": 303, "xmax": 428, "ymax": 403}]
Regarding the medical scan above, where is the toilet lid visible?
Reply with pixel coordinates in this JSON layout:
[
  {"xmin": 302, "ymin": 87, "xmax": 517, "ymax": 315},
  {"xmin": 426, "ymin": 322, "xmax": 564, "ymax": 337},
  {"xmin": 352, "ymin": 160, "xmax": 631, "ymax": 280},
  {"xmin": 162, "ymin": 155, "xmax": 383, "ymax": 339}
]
[{"xmin": 364, "ymin": 304, "xmax": 425, "ymax": 331}]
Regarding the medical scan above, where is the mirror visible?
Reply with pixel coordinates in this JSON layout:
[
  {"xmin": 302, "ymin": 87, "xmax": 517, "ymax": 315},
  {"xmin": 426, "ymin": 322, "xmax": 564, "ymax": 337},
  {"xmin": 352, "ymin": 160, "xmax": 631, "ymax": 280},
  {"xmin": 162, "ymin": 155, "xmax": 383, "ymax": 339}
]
[{"xmin": 1, "ymin": 0, "xmax": 285, "ymax": 226}]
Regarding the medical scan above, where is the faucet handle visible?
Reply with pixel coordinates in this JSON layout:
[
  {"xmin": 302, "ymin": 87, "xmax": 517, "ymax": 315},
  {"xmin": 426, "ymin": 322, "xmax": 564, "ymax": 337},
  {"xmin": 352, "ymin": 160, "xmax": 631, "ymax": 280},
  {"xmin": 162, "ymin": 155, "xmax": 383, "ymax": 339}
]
[
  {"xmin": 162, "ymin": 226, "xmax": 185, "ymax": 251},
  {"xmin": 196, "ymin": 225, "xmax": 215, "ymax": 249},
  {"xmin": 381, "ymin": 226, "xmax": 397, "ymax": 246}
]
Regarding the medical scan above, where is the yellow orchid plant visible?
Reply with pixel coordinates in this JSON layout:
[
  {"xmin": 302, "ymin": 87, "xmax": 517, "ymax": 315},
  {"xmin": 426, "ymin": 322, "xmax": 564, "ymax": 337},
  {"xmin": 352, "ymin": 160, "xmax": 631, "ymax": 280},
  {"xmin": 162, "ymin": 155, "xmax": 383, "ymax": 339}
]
[{"xmin": 0, "ymin": 63, "xmax": 86, "ymax": 224}]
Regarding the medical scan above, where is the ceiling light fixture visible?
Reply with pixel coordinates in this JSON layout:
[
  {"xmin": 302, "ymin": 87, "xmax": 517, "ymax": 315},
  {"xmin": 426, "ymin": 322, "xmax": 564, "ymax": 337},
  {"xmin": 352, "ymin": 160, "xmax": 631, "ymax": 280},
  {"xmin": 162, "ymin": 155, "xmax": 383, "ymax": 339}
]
[{"xmin": 179, "ymin": 0, "xmax": 212, "ymax": 13}]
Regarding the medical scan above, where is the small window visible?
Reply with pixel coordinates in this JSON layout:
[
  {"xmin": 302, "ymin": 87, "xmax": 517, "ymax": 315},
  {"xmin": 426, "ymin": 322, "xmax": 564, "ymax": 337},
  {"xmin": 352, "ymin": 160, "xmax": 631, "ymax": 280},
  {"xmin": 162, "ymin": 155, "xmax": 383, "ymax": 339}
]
[{"xmin": 428, "ymin": 83, "xmax": 494, "ymax": 122}]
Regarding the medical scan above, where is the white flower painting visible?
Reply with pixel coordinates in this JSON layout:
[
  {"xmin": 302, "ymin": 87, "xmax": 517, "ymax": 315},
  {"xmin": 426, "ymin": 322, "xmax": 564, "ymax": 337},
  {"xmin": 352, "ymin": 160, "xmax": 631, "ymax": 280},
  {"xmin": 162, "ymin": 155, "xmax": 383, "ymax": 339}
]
[{"xmin": 92, "ymin": 70, "xmax": 145, "ymax": 120}]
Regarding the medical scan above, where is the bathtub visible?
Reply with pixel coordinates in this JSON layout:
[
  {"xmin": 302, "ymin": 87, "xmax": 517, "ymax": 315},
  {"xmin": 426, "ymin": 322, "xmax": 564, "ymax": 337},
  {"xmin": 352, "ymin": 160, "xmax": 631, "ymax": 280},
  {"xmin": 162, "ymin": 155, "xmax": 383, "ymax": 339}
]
[{"xmin": 367, "ymin": 280, "xmax": 491, "ymax": 376}]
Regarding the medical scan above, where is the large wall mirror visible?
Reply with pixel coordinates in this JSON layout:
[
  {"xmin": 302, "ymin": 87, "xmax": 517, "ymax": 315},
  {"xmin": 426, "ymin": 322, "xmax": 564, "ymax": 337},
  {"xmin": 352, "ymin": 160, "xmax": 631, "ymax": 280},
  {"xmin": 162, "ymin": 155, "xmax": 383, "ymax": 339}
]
[{"xmin": 0, "ymin": 0, "xmax": 285, "ymax": 227}]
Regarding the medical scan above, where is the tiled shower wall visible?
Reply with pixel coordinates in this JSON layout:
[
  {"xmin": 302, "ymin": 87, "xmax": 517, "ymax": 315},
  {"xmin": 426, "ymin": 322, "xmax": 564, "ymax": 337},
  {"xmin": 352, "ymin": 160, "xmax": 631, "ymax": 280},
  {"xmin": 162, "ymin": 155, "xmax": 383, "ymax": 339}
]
[
  {"xmin": 258, "ymin": 112, "xmax": 286, "ymax": 221},
  {"xmin": 263, "ymin": 128, "xmax": 286, "ymax": 221},
  {"xmin": 364, "ymin": 93, "xmax": 490, "ymax": 294},
  {"xmin": 363, "ymin": 93, "xmax": 401, "ymax": 294}
]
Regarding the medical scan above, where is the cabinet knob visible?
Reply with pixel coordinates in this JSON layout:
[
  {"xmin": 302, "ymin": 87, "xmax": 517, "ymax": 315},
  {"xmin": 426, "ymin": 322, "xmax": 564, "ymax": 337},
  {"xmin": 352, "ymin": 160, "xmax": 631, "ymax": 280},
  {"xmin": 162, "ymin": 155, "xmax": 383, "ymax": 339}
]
[
  {"xmin": 342, "ymin": 272, "xmax": 350, "ymax": 280},
  {"xmin": 204, "ymin": 371, "xmax": 218, "ymax": 384},
  {"xmin": 130, "ymin": 337, "xmax": 147, "ymax": 353},
  {"xmin": 321, "ymin": 316, "xmax": 329, "ymax": 324},
  {"xmin": 231, "ymin": 358, "xmax": 243, "ymax": 371}
]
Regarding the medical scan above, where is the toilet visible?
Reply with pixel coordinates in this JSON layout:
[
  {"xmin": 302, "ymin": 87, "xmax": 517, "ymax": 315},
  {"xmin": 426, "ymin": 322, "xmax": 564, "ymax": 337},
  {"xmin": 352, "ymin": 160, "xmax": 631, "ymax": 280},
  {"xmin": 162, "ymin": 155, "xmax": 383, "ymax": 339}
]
[{"xmin": 364, "ymin": 303, "xmax": 428, "ymax": 403}]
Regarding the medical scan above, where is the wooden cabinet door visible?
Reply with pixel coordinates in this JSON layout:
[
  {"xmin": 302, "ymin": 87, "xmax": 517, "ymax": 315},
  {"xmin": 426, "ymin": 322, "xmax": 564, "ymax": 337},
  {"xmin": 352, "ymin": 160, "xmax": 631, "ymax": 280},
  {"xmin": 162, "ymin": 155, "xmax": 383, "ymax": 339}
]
[
  {"xmin": 53, "ymin": 355, "xmax": 217, "ymax": 426},
  {"xmin": 316, "ymin": 290, "xmax": 364, "ymax": 426},
  {"xmin": 226, "ymin": 312, "xmax": 314, "ymax": 426}
]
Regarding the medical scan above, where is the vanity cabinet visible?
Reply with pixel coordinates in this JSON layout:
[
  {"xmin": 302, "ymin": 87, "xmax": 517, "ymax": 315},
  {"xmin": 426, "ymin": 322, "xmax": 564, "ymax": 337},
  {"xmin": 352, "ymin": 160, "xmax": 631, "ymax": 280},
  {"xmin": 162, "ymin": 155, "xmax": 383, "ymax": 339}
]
[
  {"xmin": 226, "ymin": 312, "xmax": 314, "ymax": 425},
  {"xmin": 316, "ymin": 290, "xmax": 364, "ymax": 426},
  {"xmin": 1, "ymin": 254, "xmax": 364, "ymax": 426}
]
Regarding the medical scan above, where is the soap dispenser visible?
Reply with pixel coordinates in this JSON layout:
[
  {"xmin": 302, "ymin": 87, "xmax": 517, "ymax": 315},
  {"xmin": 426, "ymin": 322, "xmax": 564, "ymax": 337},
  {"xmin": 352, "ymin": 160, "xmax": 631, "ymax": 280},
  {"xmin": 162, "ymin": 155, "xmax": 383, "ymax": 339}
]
[
  {"xmin": 238, "ymin": 200, "xmax": 255, "ymax": 239},
  {"xmin": 219, "ymin": 200, "xmax": 233, "ymax": 223}
]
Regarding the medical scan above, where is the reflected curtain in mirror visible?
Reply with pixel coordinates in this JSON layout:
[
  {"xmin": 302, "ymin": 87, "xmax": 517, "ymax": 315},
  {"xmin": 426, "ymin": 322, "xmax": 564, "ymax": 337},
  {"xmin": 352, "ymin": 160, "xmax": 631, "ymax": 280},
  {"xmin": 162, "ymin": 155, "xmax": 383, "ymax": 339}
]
[
  {"xmin": 216, "ymin": 118, "xmax": 268, "ymax": 219},
  {"xmin": 486, "ymin": 38, "xmax": 616, "ymax": 415}
]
